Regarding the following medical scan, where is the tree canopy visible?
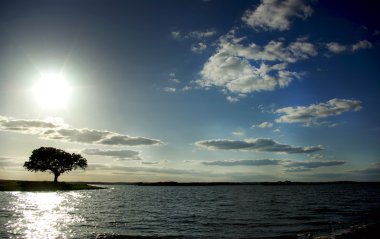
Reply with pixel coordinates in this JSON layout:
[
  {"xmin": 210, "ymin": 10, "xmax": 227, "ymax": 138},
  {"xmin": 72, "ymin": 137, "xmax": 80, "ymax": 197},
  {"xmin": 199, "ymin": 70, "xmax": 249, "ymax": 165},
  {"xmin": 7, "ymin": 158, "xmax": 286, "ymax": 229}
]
[{"xmin": 24, "ymin": 147, "xmax": 87, "ymax": 183}]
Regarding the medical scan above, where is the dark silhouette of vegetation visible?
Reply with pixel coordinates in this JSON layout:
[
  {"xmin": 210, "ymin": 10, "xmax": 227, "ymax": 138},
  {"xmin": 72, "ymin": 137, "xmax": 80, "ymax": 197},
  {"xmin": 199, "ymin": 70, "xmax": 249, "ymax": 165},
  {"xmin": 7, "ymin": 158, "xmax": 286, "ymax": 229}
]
[{"xmin": 24, "ymin": 147, "xmax": 87, "ymax": 183}]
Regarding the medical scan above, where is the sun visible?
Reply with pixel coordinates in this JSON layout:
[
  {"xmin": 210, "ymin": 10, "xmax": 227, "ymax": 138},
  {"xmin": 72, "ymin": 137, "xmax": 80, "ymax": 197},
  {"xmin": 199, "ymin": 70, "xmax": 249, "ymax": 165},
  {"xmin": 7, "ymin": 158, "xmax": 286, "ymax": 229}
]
[{"xmin": 33, "ymin": 73, "xmax": 71, "ymax": 109}]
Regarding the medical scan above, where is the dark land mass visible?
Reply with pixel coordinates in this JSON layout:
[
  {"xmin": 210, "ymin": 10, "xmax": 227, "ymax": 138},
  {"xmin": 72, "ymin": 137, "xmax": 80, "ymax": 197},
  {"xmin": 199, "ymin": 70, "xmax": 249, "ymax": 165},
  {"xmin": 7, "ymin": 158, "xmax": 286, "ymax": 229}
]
[
  {"xmin": 0, "ymin": 180, "xmax": 103, "ymax": 191},
  {"xmin": 1, "ymin": 179, "xmax": 379, "ymax": 191},
  {"xmin": 88, "ymin": 181, "xmax": 380, "ymax": 186}
]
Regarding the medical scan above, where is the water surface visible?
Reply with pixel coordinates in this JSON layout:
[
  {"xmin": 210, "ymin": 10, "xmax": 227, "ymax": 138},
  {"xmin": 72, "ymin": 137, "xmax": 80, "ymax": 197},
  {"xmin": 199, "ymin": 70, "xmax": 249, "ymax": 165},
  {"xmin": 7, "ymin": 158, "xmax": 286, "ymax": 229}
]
[{"xmin": 1, "ymin": 184, "xmax": 380, "ymax": 238}]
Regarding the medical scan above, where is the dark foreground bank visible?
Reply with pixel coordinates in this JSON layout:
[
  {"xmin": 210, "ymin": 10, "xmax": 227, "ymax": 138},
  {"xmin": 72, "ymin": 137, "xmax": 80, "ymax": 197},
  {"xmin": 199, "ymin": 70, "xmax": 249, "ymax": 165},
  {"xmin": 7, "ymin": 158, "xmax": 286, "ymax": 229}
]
[{"xmin": 0, "ymin": 180, "xmax": 103, "ymax": 191}]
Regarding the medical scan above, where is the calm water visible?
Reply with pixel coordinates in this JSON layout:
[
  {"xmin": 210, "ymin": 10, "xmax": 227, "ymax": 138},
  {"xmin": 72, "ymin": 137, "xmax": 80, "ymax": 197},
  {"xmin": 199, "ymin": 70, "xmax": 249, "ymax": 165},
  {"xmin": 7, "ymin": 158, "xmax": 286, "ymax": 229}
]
[{"xmin": 1, "ymin": 184, "xmax": 380, "ymax": 238}]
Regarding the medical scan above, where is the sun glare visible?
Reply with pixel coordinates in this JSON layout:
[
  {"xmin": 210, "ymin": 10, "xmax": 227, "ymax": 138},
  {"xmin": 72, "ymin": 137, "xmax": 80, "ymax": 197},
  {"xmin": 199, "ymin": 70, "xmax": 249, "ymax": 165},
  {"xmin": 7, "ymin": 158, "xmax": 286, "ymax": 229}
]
[{"xmin": 33, "ymin": 73, "xmax": 71, "ymax": 109}]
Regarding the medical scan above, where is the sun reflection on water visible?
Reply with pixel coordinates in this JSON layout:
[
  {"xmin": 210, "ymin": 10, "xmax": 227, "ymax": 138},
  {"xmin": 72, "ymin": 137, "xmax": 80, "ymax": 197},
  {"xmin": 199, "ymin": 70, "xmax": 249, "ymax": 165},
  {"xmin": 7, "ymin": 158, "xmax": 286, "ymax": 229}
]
[{"xmin": 6, "ymin": 192, "xmax": 84, "ymax": 239}]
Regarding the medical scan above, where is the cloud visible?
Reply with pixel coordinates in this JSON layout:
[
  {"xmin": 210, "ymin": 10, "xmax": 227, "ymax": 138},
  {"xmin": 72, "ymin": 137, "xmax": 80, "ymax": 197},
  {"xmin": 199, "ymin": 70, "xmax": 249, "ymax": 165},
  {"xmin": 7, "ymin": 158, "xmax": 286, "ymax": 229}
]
[
  {"xmin": 163, "ymin": 87, "xmax": 176, "ymax": 92},
  {"xmin": 0, "ymin": 116, "xmax": 62, "ymax": 133},
  {"xmin": 326, "ymin": 42, "xmax": 347, "ymax": 54},
  {"xmin": 191, "ymin": 42, "xmax": 207, "ymax": 53},
  {"xmin": 82, "ymin": 148, "xmax": 142, "ymax": 160},
  {"xmin": 306, "ymin": 153, "xmax": 324, "ymax": 159},
  {"xmin": 350, "ymin": 163, "xmax": 380, "ymax": 175},
  {"xmin": 242, "ymin": 0, "xmax": 313, "ymax": 31},
  {"xmin": 283, "ymin": 160, "xmax": 346, "ymax": 169},
  {"xmin": 141, "ymin": 161, "xmax": 159, "ymax": 165},
  {"xmin": 171, "ymin": 29, "xmax": 216, "ymax": 40},
  {"xmin": 196, "ymin": 33, "xmax": 316, "ymax": 99},
  {"xmin": 226, "ymin": 96, "xmax": 240, "ymax": 103},
  {"xmin": 202, "ymin": 159, "xmax": 281, "ymax": 166},
  {"xmin": 232, "ymin": 130, "xmax": 245, "ymax": 136},
  {"xmin": 275, "ymin": 98, "xmax": 362, "ymax": 126},
  {"xmin": 352, "ymin": 40, "xmax": 373, "ymax": 51},
  {"xmin": 195, "ymin": 138, "xmax": 323, "ymax": 154},
  {"xmin": 0, "ymin": 115, "xmax": 163, "ymax": 146},
  {"xmin": 0, "ymin": 157, "xmax": 21, "ymax": 168},
  {"xmin": 256, "ymin": 122, "xmax": 274, "ymax": 128},
  {"xmin": 89, "ymin": 164, "xmax": 208, "ymax": 177},
  {"xmin": 284, "ymin": 167, "xmax": 312, "ymax": 172},
  {"xmin": 326, "ymin": 40, "xmax": 373, "ymax": 54},
  {"xmin": 171, "ymin": 31, "xmax": 181, "ymax": 39}
]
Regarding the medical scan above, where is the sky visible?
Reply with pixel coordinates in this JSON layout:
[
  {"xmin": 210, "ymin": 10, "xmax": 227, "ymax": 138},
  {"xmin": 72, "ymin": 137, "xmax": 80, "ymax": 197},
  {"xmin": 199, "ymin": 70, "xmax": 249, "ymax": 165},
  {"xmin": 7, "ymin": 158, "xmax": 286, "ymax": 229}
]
[{"xmin": 0, "ymin": 0, "xmax": 379, "ymax": 182}]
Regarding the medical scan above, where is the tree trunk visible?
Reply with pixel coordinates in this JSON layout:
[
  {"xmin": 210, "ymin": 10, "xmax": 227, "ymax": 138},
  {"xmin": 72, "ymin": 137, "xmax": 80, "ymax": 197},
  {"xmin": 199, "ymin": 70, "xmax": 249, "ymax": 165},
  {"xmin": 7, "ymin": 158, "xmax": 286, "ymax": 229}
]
[{"xmin": 54, "ymin": 173, "xmax": 60, "ymax": 183}]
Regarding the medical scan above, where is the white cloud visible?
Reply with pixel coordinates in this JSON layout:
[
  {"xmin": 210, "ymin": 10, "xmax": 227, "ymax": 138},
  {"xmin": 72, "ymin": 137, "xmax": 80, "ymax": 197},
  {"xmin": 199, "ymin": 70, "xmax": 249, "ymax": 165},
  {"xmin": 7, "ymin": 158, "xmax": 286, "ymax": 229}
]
[
  {"xmin": 256, "ymin": 122, "xmax": 274, "ymax": 128},
  {"xmin": 352, "ymin": 40, "xmax": 373, "ymax": 51},
  {"xmin": 197, "ymin": 33, "xmax": 316, "ymax": 99},
  {"xmin": 326, "ymin": 40, "xmax": 373, "ymax": 54},
  {"xmin": 168, "ymin": 72, "xmax": 180, "ymax": 83},
  {"xmin": 232, "ymin": 130, "xmax": 245, "ymax": 136},
  {"xmin": 326, "ymin": 42, "xmax": 347, "ymax": 54},
  {"xmin": 0, "ymin": 115, "xmax": 163, "ymax": 146},
  {"xmin": 242, "ymin": 0, "xmax": 313, "ymax": 31},
  {"xmin": 83, "ymin": 148, "xmax": 142, "ymax": 160},
  {"xmin": 187, "ymin": 30, "xmax": 216, "ymax": 39},
  {"xmin": 275, "ymin": 98, "xmax": 362, "ymax": 126},
  {"xmin": 170, "ymin": 78, "xmax": 180, "ymax": 84},
  {"xmin": 226, "ymin": 96, "xmax": 240, "ymax": 103},
  {"xmin": 195, "ymin": 138, "xmax": 323, "ymax": 154},
  {"xmin": 191, "ymin": 42, "xmax": 207, "ymax": 53},
  {"xmin": 171, "ymin": 29, "xmax": 216, "ymax": 40},
  {"xmin": 171, "ymin": 31, "xmax": 181, "ymax": 40},
  {"xmin": 163, "ymin": 87, "xmax": 176, "ymax": 93}
]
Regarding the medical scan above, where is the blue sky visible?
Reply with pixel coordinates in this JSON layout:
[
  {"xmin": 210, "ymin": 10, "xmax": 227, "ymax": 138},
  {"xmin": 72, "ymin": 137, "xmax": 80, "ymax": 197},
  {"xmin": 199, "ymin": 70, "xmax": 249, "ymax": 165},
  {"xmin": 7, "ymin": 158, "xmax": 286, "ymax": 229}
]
[{"xmin": 0, "ymin": 0, "xmax": 379, "ymax": 182}]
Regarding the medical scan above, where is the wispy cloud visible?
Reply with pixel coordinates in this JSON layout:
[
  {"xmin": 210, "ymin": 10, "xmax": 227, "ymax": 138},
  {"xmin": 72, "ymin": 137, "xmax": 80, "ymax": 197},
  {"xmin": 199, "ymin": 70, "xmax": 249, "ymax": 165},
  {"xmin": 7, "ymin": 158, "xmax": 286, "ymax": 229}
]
[
  {"xmin": 163, "ymin": 87, "xmax": 176, "ymax": 93},
  {"xmin": 202, "ymin": 158, "xmax": 346, "ymax": 173},
  {"xmin": 0, "ymin": 156, "xmax": 22, "ymax": 168},
  {"xmin": 350, "ymin": 163, "xmax": 380, "ymax": 175},
  {"xmin": 168, "ymin": 72, "xmax": 180, "ymax": 83},
  {"xmin": 352, "ymin": 40, "xmax": 373, "ymax": 51},
  {"xmin": 191, "ymin": 42, "xmax": 207, "ymax": 53},
  {"xmin": 171, "ymin": 29, "xmax": 217, "ymax": 40},
  {"xmin": 0, "ymin": 115, "xmax": 163, "ymax": 146},
  {"xmin": 141, "ymin": 161, "xmax": 159, "ymax": 165},
  {"xmin": 82, "ymin": 148, "xmax": 142, "ymax": 160},
  {"xmin": 242, "ymin": 0, "xmax": 313, "ymax": 31},
  {"xmin": 283, "ymin": 160, "xmax": 346, "ymax": 169},
  {"xmin": 326, "ymin": 40, "xmax": 373, "ymax": 54},
  {"xmin": 254, "ymin": 122, "xmax": 274, "ymax": 128},
  {"xmin": 195, "ymin": 138, "xmax": 323, "ymax": 154},
  {"xmin": 202, "ymin": 159, "xmax": 281, "ymax": 166},
  {"xmin": 275, "ymin": 98, "xmax": 362, "ymax": 126}
]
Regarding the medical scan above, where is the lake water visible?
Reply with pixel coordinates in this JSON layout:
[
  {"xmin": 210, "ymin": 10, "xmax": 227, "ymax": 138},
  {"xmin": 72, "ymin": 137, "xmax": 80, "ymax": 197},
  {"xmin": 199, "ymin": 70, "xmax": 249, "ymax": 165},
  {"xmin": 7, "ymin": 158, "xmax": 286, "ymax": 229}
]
[{"xmin": 1, "ymin": 184, "xmax": 380, "ymax": 238}]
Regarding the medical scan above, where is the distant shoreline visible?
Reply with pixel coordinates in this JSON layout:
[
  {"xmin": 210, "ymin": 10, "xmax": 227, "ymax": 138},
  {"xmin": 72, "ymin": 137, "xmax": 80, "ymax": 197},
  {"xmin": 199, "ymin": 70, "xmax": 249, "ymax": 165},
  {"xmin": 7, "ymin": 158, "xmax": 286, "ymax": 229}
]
[
  {"xmin": 1, "ymin": 180, "xmax": 380, "ymax": 188},
  {"xmin": 0, "ymin": 180, "xmax": 103, "ymax": 191}
]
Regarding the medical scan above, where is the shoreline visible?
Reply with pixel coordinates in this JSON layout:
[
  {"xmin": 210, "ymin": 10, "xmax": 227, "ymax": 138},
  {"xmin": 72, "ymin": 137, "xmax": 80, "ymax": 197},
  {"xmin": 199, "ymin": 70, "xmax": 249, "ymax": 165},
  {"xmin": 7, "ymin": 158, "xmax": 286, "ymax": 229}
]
[{"xmin": 0, "ymin": 180, "xmax": 103, "ymax": 191}]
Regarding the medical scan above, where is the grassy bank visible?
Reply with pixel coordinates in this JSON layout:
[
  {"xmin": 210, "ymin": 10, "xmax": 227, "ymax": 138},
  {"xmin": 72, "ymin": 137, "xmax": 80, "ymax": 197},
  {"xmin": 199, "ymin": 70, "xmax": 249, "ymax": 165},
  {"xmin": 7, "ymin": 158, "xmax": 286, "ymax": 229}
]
[{"xmin": 0, "ymin": 180, "xmax": 103, "ymax": 191}]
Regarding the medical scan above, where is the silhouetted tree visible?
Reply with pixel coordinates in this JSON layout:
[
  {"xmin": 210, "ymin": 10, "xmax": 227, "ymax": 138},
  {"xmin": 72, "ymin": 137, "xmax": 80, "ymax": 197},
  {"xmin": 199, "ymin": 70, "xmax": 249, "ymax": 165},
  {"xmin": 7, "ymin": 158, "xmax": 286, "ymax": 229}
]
[{"xmin": 24, "ymin": 147, "xmax": 87, "ymax": 183}]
